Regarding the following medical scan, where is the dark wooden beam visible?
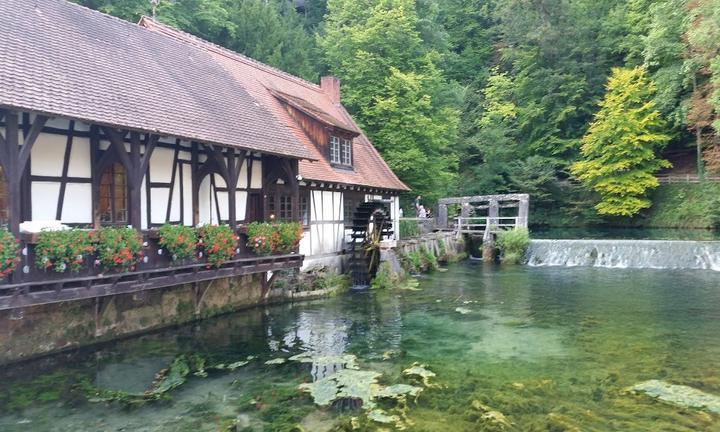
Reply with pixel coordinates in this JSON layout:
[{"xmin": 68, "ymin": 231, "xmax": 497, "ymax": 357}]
[
  {"xmin": 100, "ymin": 127, "xmax": 132, "ymax": 173},
  {"xmin": 191, "ymin": 142, "xmax": 199, "ymax": 226},
  {"xmin": 17, "ymin": 115, "xmax": 48, "ymax": 175},
  {"xmin": 4, "ymin": 112, "xmax": 20, "ymax": 236}
]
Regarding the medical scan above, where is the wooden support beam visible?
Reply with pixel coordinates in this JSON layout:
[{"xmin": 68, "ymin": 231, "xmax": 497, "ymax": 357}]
[{"xmin": 17, "ymin": 115, "xmax": 48, "ymax": 176}]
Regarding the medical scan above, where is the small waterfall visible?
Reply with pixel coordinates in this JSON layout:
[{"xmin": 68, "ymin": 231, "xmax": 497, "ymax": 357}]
[{"xmin": 525, "ymin": 239, "xmax": 720, "ymax": 271}]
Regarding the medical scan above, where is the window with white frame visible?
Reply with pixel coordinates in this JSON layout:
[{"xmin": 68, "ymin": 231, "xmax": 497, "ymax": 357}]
[
  {"xmin": 330, "ymin": 135, "xmax": 352, "ymax": 166},
  {"xmin": 330, "ymin": 135, "xmax": 341, "ymax": 164},
  {"xmin": 341, "ymin": 138, "xmax": 352, "ymax": 165}
]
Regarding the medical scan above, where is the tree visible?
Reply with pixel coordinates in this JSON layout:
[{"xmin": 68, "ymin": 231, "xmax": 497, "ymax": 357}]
[
  {"xmin": 571, "ymin": 67, "xmax": 671, "ymax": 216},
  {"xmin": 686, "ymin": 0, "xmax": 720, "ymax": 173},
  {"xmin": 318, "ymin": 0, "xmax": 460, "ymax": 203}
]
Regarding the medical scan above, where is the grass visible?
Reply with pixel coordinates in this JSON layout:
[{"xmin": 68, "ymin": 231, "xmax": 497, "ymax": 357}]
[{"xmin": 632, "ymin": 183, "xmax": 720, "ymax": 229}]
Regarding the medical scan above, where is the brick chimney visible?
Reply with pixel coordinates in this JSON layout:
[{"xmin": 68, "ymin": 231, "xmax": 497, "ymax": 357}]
[{"xmin": 320, "ymin": 76, "xmax": 341, "ymax": 104}]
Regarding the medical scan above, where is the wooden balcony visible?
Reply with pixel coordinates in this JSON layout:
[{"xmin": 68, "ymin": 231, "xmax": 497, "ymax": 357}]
[{"xmin": 0, "ymin": 230, "xmax": 303, "ymax": 310}]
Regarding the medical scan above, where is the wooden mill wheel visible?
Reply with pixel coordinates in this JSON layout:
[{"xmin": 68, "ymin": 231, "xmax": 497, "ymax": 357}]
[{"xmin": 348, "ymin": 202, "xmax": 393, "ymax": 289}]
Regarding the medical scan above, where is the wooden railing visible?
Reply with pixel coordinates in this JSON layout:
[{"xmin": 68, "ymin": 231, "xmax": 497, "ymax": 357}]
[
  {"xmin": 657, "ymin": 174, "xmax": 720, "ymax": 183},
  {"xmin": 0, "ymin": 229, "xmax": 303, "ymax": 310},
  {"xmin": 455, "ymin": 217, "xmax": 520, "ymax": 234}
]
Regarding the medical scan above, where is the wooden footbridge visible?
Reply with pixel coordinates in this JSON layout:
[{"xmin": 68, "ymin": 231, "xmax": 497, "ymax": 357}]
[{"xmin": 436, "ymin": 193, "xmax": 529, "ymax": 234}]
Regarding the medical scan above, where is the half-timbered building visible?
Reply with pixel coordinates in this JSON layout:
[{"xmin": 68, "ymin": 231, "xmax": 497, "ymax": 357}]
[
  {"xmin": 139, "ymin": 19, "xmax": 410, "ymax": 271},
  {"xmin": 0, "ymin": 0, "xmax": 317, "ymax": 309}
]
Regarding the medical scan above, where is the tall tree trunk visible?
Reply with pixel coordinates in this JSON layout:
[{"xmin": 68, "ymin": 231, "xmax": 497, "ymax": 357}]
[{"xmin": 693, "ymin": 75, "xmax": 705, "ymax": 181}]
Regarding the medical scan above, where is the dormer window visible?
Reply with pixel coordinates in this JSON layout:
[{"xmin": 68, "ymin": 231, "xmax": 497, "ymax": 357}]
[{"xmin": 330, "ymin": 135, "xmax": 352, "ymax": 167}]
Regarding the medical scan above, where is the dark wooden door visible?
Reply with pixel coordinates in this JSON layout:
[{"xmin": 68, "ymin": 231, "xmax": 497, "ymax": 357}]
[{"xmin": 247, "ymin": 193, "xmax": 263, "ymax": 222}]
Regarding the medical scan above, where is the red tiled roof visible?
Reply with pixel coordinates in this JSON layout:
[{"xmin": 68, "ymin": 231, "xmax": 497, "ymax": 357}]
[
  {"xmin": 140, "ymin": 19, "xmax": 410, "ymax": 192},
  {"xmin": 0, "ymin": 0, "xmax": 313, "ymax": 160}
]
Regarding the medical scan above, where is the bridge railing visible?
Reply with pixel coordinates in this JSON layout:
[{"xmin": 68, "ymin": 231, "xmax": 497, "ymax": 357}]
[{"xmin": 455, "ymin": 217, "xmax": 520, "ymax": 234}]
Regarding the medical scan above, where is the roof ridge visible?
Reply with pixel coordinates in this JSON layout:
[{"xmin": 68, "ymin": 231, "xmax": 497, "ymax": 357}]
[{"xmin": 139, "ymin": 17, "xmax": 324, "ymax": 93}]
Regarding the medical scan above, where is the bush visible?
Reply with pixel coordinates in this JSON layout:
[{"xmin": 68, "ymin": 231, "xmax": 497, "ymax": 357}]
[
  {"xmin": 399, "ymin": 220, "xmax": 420, "ymax": 238},
  {"xmin": 0, "ymin": 228, "xmax": 20, "ymax": 279},
  {"xmin": 418, "ymin": 245, "xmax": 438, "ymax": 271},
  {"xmin": 198, "ymin": 225, "xmax": 239, "ymax": 267},
  {"xmin": 246, "ymin": 222, "xmax": 273, "ymax": 255},
  {"xmin": 246, "ymin": 222, "xmax": 303, "ymax": 255},
  {"xmin": 274, "ymin": 222, "xmax": 303, "ymax": 253},
  {"xmin": 158, "ymin": 224, "xmax": 198, "ymax": 262},
  {"xmin": 93, "ymin": 227, "xmax": 144, "ymax": 272},
  {"xmin": 495, "ymin": 228, "xmax": 530, "ymax": 264},
  {"xmin": 35, "ymin": 228, "xmax": 95, "ymax": 273}
]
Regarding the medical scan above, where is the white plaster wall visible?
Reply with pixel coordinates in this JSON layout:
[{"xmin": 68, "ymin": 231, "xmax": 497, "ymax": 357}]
[
  {"xmin": 198, "ymin": 175, "xmax": 217, "ymax": 225},
  {"xmin": 150, "ymin": 188, "xmax": 170, "ymax": 224},
  {"xmin": 251, "ymin": 160, "xmax": 262, "ymax": 188},
  {"xmin": 238, "ymin": 159, "xmax": 249, "ymax": 188},
  {"xmin": 31, "ymin": 182, "xmax": 60, "ymax": 221},
  {"xmin": 182, "ymin": 164, "xmax": 193, "ymax": 225},
  {"xmin": 235, "ymin": 191, "xmax": 247, "ymax": 222},
  {"xmin": 308, "ymin": 190, "xmax": 344, "ymax": 256},
  {"xmin": 67, "ymin": 137, "xmax": 91, "ymax": 178},
  {"xmin": 169, "ymin": 175, "xmax": 181, "ymax": 222},
  {"xmin": 61, "ymin": 183, "xmax": 92, "ymax": 223},
  {"xmin": 149, "ymin": 148, "xmax": 174, "ymax": 183},
  {"xmin": 31, "ymin": 133, "xmax": 65, "ymax": 176},
  {"xmin": 216, "ymin": 191, "xmax": 229, "ymax": 221},
  {"xmin": 141, "ymin": 177, "xmax": 148, "ymax": 229}
]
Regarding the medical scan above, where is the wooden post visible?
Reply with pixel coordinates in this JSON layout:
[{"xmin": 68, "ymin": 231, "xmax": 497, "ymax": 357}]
[
  {"xmin": 518, "ymin": 197, "xmax": 529, "ymax": 228},
  {"xmin": 438, "ymin": 203, "xmax": 448, "ymax": 228},
  {"xmin": 0, "ymin": 112, "xmax": 47, "ymax": 236},
  {"xmin": 191, "ymin": 142, "xmax": 199, "ymax": 226},
  {"xmin": 488, "ymin": 199, "xmax": 499, "ymax": 228}
]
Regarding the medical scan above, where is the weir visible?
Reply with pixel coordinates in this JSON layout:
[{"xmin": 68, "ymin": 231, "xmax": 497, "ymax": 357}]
[{"xmin": 526, "ymin": 239, "xmax": 720, "ymax": 271}]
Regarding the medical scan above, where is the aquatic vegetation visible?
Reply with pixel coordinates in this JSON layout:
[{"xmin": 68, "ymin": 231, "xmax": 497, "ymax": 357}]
[
  {"xmin": 289, "ymin": 352, "xmax": 359, "ymax": 370},
  {"xmin": 495, "ymin": 228, "xmax": 530, "ymax": 264},
  {"xmin": 299, "ymin": 369, "xmax": 382, "ymax": 408},
  {"xmin": 418, "ymin": 245, "xmax": 439, "ymax": 271},
  {"xmin": 402, "ymin": 363, "xmax": 436, "ymax": 387},
  {"xmin": 631, "ymin": 380, "xmax": 720, "ymax": 414},
  {"xmin": 471, "ymin": 400, "xmax": 513, "ymax": 430}
]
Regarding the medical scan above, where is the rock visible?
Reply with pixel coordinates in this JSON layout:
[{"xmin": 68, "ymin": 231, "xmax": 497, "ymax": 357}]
[
  {"xmin": 455, "ymin": 307, "xmax": 472, "ymax": 315},
  {"xmin": 402, "ymin": 363, "xmax": 436, "ymax": 387},
  {"xmin": 632, "ymin": 380, "xmax": 720, "ymax": 414},
  {"xmin": 471, "ymin": 400, "xmax": 512, "ymax": 429},
  {"xmin": 264, "ymin": 357, "xmax": 286, "ymax": 365}
]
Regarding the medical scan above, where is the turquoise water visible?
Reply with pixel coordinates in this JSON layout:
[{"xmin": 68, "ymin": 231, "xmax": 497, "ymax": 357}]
[
  {"xmin": 531, "ymin": 226, "xmax": 720, "ymax": 240},
  {"xmin": 1, "ymin": 262, "xmax": 720, "ymax": 431}
]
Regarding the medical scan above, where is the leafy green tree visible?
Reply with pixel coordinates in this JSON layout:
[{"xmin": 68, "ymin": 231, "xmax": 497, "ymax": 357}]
[
  {"xmin": 319, "ymin": 0, "xmax": 460, "ymax": 203},
  {"xmin": 73, "ymin": 0, "xmax": 150, "ymax": 21},
  {"xmin": 571, "ymin": 67, "xmax": 671, "ymax": 216}
]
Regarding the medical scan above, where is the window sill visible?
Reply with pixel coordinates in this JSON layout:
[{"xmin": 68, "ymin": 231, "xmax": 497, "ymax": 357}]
[{"xmin": 330, "ymin": 163, "xmax": 354, "ymax": 172}]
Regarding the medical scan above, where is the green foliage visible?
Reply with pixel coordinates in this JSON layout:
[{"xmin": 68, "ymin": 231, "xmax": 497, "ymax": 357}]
[
  {"xmin": 495, "ymin": 228, "xmax": 530, "ymax": 264},
  {"xmin": 399, "ymin": 220, "xmax": 421, "ymax": 238},
  {"xmin": 631, "ymin": 183, "xmax": 720, "ymax": 229},
  {"xmin": 418, "ymin": 245, "xmax": 438, "ymax": 271},
  {"xmin": 158, "ymin": 224, "xmax": 198, "ymax": 262},
  {"xmin": 571, "ymin": 67, "xmax": 671, "ymax": 216},
  {"xmin": 35, "ymin": 228, "xmax": 95, "ymax": 273},
  {"xmin": 319, "ymin": 0, "xmax": 460, "ymax": 203},
  {"xmin": 93, "ymin": 227, "xmax": 144, "ymax": 272},
  {"xmin": 198, "ymin": 225, "xmax": 239, "ymax": 267},
  {"xmin": 246, "ymin": 222, "xmax": 303, "ymax": 255},
  {"xmin": 275, "ymin": 222, "xmax": 304, "ymax": 253}
]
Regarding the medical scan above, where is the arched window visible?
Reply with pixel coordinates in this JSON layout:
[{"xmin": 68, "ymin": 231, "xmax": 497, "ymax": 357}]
[
  {"xmin": 98, "ymin": 162, "xmax": 128, "ymax": 224},
  {"xmin": 0, "ymin": 166, "xmax": 8, "ymax": 226}
]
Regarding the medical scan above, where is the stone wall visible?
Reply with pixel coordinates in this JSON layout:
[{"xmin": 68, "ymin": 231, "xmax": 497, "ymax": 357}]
[
  {"xmin": 396, "ymin": 231, "xmax": 466, "ymax": 261},
  {"xmin": 0, "ymin": 269, "xmax": 348, "ymax": 365}
]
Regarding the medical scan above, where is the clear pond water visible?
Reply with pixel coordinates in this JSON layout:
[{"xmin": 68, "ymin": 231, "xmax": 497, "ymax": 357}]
[{"xmin": 1, "ymin": 262, "xmax": 720, "ymax": 431}]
